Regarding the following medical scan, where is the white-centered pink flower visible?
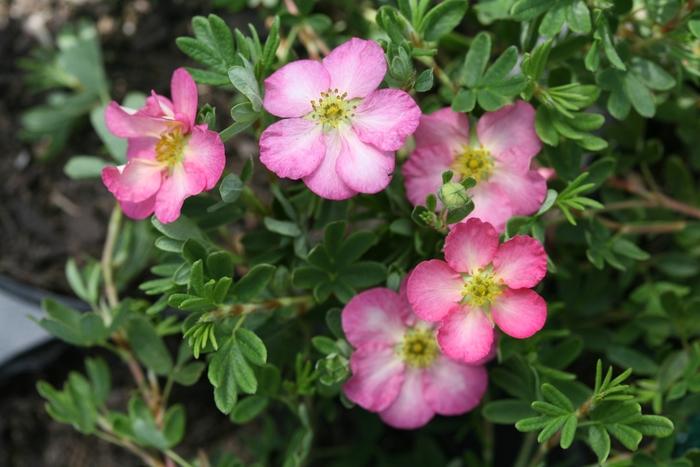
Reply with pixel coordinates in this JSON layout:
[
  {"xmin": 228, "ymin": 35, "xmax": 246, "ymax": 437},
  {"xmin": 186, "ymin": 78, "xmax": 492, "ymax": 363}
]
[
  {"xmin": 342, "ymin": 286, "xmax": 488, "ymax": 429},
  {"xmin": 260, "ymin": 38, "xmax": 421, "ymax": 200},
  {"xmin": 407, "ymin": 219, "xmax": 548, "ymax": 364},
  {"xmin": 402, "ymin": 101, "xmax": 546, "ymax": 232},
  {"xmin": 102, "ymin": 68, "xmax": 225, "ymax": 223}
]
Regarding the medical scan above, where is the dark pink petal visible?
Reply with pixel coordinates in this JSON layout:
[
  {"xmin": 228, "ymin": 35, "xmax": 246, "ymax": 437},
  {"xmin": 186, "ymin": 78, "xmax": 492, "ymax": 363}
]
[
  {"xmin": 414, "ymin": 107, "xmax": 470, "ymax": 151},
  {"xmin": 263, "ymin": 60, "xmax": 330, "ymax": 118},
  {"xmin": 406, "ymin": 260, "xmax": 463, "ymax": 322},
  {"xmin": 476, "ymin": 101, "xmax": 541, "ymax": 174},
  {"xmin": 102, "ymin": 160, "xmax": 163, "ymax": 203},
  {"xmin": 170, "ymin": 68, "xmax": 198, "ymax": 128},
  {"xmin": 402, "ymin": 145, "xmax": 454, "ymax": 206},
  {"xmin": 126, "ymin": 137, "xmax": 158, "ymax": 161},
  {"xmin": 322, "ymin": 38, "xmax": 386, "ymax": 99},
  {"xmin": 182, "ymin": 125, "xmax": 226, "ymax": 190},
  {"xmin": 343, "ymin": 343, "xmax": 405, "ymax": 412},
  {"xmin": 492, "ymin": 288, "xmax": 547, "ymax": 339},
  {"xmin": 153, "ymin": 163, "xmax": 207, "ymax": 223},
  {"xmin": 491, "ymin": 166, "xmax": 547, "ymax": 216},
  {"xmin": 352, "ymin": 89, "xmax": 421, "ymax": 151},
  {"xmin": 379, "ymin": 368, "xmax": 434, "ymax": 429},
  {"xmin": 303, "ymin": 131, "xmax": 357, "ymax": 200},
  {"xmin": 493, "ymin": 236, "xmax": 547, "ymax": 289},
  {"xmin": 259, "ymin": 118, "xmax": 324, "ymax": 180},
  {"xmin": 422, "ymin": 356, "xmax": 488, "ymax": 415},
  {"xmin": 437, "ymin": 307, "xmax": 494, "ymax": 364},
  {"xmin": 119, "ymin": 196, "xmax": 156, "ymax": 220},
  {"xmin": 342, "ymin": 288, "xmax": 407, "ymax": 348},
  {"xmin": 336, "ymin": 128, "xmax": 394, "ymax": 194},
  {"xmin": 466, "ymin": 182, "xmax": 514, "ymax": 234},
  {"xmin": 104, "ymin": 102, "xmax": 173, "ymax": 138},
  {"xmin": 444, "ymin": 219, "xmax": 499, "ymax": 274}
]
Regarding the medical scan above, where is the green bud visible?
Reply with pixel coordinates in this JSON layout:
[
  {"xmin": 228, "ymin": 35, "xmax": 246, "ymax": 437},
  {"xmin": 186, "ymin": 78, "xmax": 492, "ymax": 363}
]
[{"xmin": 439, "ymin": 182, "xmax": 470, "ymax": 210}]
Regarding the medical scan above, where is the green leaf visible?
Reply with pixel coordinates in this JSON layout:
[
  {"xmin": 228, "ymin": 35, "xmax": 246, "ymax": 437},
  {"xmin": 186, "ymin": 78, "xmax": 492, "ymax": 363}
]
[
  {"xmin": 172, "ymin": 362, "xmax": 206, "ymax": 386},
  {"xmin": 163, "ymin": 404, "xmax": 186, "ymax": 447},
  {"xmin": 631, "ymin": 58, "xmax": 675, "ymax": 91},
  {"xmin": 542, "ymin": 383, "xmax": 575, "ymax": 411},
  {"xmin": 511, "ymin": 0, "xmax": 554, "ymax": 20},
  {"xmin": 264, "ymin": 217, "xmax": 301, "ymax": 237},
  {"xmin": 452, "ymin": 88, "xmax": 477, "ymax": 112},
  {"xmin": 235, "ymin": 328, "xmax": 267, "ymax": 366},
  {"xmin": 607, "ymin": 345, "xmax": 658, "ymax": 375},
  {"xmin": 566, "ymin": 0, "xmax": 591, "ymax": 33},
  {"xmin": 129, "ymin": 397, "xmax": 169, "ymax": 449},
  {"xmin": 85, "ymin": 357, "xmax": 111, "ymax": 406},
  {"xmin": 624, "ymin": 72, "xmax": 655, "ymax": 117},
  {"xmin": 230, "ymin": 264, "xmax": 275, "ymax": 302},
  {"xmin": 125, "ymin": 315, "xmax": 173, "ymax": 375},
  {"xmin": 311, "ymin": 336, "xmax": 340, "ymax": 355},
  {"xmin": 420, "ymin": 0, "xmax": 468, "ymax": 42},
  {"xmin": 539, "ymin": 2, "xmax": 567, "ymax": 37},
  {"xmin": 481, "ymin": 46, "xmax": 519, "ymax": 83},
  {"xmin": 588, "ymin": 424, "xmax": 611, "ymax": 464},
  {"xmin": 231, "ymin": 341, "xmax": 257, "ymax": 394},
  {"xmin": 219, "ymin": 173, "xmax": 244, "ymax": 203},
  {"xmin": 483, "ymin": 400, "xmax": 536, "ymax": 424},
  {"xmin": 606, "ymin": 423, "xmax": 642, "ymax": 450},
  {"xmin": 230, "ymin": 395, "xmax": 269, "ymax": 424},
  {"xmin": 461, "ymin": 32, "xmax": 491, "ymax": 87},
  {"xmin": 515, "ymin": 415, "xmax": 550, "ymax": 432},
  {"xmin": 560, "ymin": 415, "xmax": 578, "ymax": 449},
  {"xmin": 631, "ymin": 415, "xmax": 674, "ymax": 438},
  {"xmin": 228, "ymin": 60, "xmax": 262, "ymax": 112},
  {"xmin": 414, "ymin": 68, "xmax": 434, "ymax": 92},
  {"xmin": 64, "ymin": 156, "xmax": 108, "ymax": 180}
]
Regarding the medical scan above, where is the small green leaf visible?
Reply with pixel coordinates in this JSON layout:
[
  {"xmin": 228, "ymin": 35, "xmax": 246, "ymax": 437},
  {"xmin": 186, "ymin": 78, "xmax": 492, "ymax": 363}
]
[
  {"xmin": 560, "ymin": 415, "xmax": 578, "ymax": 449},
  {"xmin": 230, "ymin": 395, "xmax": 269, "ymax": 424},
  {"xmin": 126, "ymin": 316, "xmax": 173, "ymax": 375},
  {"xmin": 588, "ymin": 424, "xmax": 611, "ymax": 464},
  {"xmin": 235, "ymin": 328, "xmax": 267, "ymax": 366},
  {"xmin": 420, "ymin": 0, "xmax": 468, "ymax": 42},
  {"xmin": 231, "ymin": 264, "xmax": 275, "ymax": 302},
  {"xmin": 461, "ymin": 32, "xmax": 491, "ymax": 87}
]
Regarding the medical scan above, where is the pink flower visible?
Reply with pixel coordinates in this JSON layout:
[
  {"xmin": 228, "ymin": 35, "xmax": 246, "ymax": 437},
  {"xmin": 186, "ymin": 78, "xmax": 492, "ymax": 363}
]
[
  {"xmin": 260, "ymin": 38, "xmax": 421, "ymax": 200},
  {"xmin": 102, "ymin": 68, "xmax": 225, "ymax": 223},
  {"xmin": 402, "ymin": 101, "xmax": 546, "ymax": 232},
  {"xmin": 407, "ymin": 218, "xmax": 547, "ymax": 364},
  {"xmin": 342, "ymin": 286, "xmax": 488, "ymax": 429}
]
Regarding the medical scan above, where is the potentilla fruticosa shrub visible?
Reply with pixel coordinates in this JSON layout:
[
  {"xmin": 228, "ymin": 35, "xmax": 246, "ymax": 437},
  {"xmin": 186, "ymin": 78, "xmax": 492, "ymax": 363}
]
[{"xmin": 33, "ymin": 0, "xmax": 700, "ymax": 465}]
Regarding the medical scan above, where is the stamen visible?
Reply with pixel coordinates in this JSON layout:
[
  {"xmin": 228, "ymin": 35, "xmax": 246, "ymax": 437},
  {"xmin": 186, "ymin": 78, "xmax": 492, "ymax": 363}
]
[
  {"xmin": 155, "ymin": 127, "xmax": 188, "ymax": 167},
  {"xmin": 399, "ymin": 327, "xmax": 439, "ymax": 368},
  {"xmin": 451, "ymin": 146, "xmax": 494, "ymax": 182},
  {"xmin": 463, "ymin": 269, "xmax": 503, "ymax": 307},
  {"xmin": 308, "ymin": 88, "xmax": 355, "ymax": 128}
]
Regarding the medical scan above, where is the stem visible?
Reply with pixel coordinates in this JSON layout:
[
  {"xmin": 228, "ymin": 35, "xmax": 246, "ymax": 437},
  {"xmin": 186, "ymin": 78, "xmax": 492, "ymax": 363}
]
[
  {"xmin": 205, "ymin": 295, "xmax": 314, "ymax": 321},
  {"xmin": 283, "ymin": 0, "xmax": 329, "ymax": 58},
  {"xmin": 101, "ymin": 205, "xmax": 122, "ymax": 309},
  {"xmin": 514, "ymin": 433, "xmax": 537, "ymax": 467},
  {"xmin": 95, "ymin": 430, "xmax": 164, "ymax": 467},
  {"xmin": 609, "ymin": 176, "xmax": 700, "ymax": 220},
  {"xmin": 165, "ymin": 450, "xmax": 195, "ymax": 467}
]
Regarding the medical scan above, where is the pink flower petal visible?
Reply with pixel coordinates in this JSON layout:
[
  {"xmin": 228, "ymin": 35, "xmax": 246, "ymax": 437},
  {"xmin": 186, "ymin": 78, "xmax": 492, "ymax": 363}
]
[
  {"xmin": 322, "ymin": 38, "xmax": 386, "ymax": 99},
  {"xmin": 466, "ymin": 182, "xmax": 514, "ymax": 233},
  {"xmin": 352, "ymin": 89, "xmax": 421, "ymax": 151},
  {"xmin": 437, "ymin": 307, "xmax": 494, "ymax": 364},
  {"xmin": 259, "ymin": 118, "xmax": 325, "ymax": 180},
  {"xmin": 492, "ymin": 288, "xmax": 547, "ymax": 339},
  {"xmin": 104, "ymin": 102, "xmax": 174, "ymax": 138},
  {"xmin": 342, "ymin": 288, "xmax": 408, "ymax": 348},
  {"xmin": 402, "ymin": 145, "xmax": 454, "ymax": 206},
  {"xmin": 336, "ymin": 128, "xmax": 394, "ymax": 194},
  {"xmin": 491, "ymin": 166, "xmax": 547, "ymax": 216},
  {"xmin": 476, "ymin": 101, "xmax": 541, "ymax": 174},
  {"xmin": 379, "ymin": 368, "xmax": 435, "ymax": 429},
  {"xmin": 303, "ymin": 131, "xmax": 357, "ymax": 200},
  {"xmin": 153, "ymin": 163, "xmax": 207, "ymax": 223},
  {"xmin": 170, "ymin": 68, "xmax": 198, "ymax": 128},
  {"xmin": 406, "ymin": 260, "xmax": 463, "ymax": 322},
  {"xmin": 182, "ymin": 125, "xmax": 226, "ymax": 190},
  {"xmin": 422, "ymin": 356, "xmax": 488, "ymax": 415},
  {"xmin": 414, "ymin": 107, "xmax": 469, "ymax": 151},
  {"xmin": 126, "ymin": 137, "xmax": 158, "ymax": 161},
  {"xmin": 343, "ymin": 343, "xmax": 405, "ymax": 412},
  {"xmin": 141, "ymin": 92, "xmax": 175, "ymax": 118},
  {"xmin": 119, "ymin": 196, "xmax": 156, "ymax": 220},
  {"xmin": 493, "ymin": 236, "xmax": 547, "ymax": 289},
  {"xmin": 444, "ymin": 218, "xmax": 499, "ymax": 274},
  {"xmin": 102, "ymin": 160, "xmax": 163, "ymax": 203},
  {"xmin": 263, "ymin": 60, "xmax": 330, "ymax": 118}
]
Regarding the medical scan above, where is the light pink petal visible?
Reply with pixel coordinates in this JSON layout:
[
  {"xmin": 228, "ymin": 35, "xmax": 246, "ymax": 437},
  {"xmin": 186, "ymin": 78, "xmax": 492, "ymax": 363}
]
[
  {"xmin": 102, "ymin": 160, "xmax": 163, "ymax": 203},
  {"xmin": 476, "ymin": 101, "xmax": 541, "ymax": 174},
  {"xmin": 336, "ymin": 128, "xmax": 394, "ymax": 194},
  {"xmin": 140, "ymin": 92, "xmax": 175, "ymax": 118},
  {"xmin": 414, "ymin": 107, "xmax": 470, "ymax": 151},
  {"xmin": 422, "ymin": 356, "xmax": 488, "ymax": 415},
  {"xmin": 444, "ymin": 218, "xmax": 499, "ymax": 274},
  {"xmin": 343, "ymin": 343, "xmax": 405, "ymax": 412},
  {"xmin": 490, "ymin": 166, "xmax": 547, "ymax": 217},
  {"xmin": 170, "ymin": 68, "xmax": 198, "ymax": 128},
  {"xmin": 379, "ymin": 368, "xmax": 434, "ymax": 429},
  {"xmin": 402, "ymin": 145, "xmax": 454, "ymax": 206},
  {"xmin": 466, "ymin": 182, "xmax": 514, "ymax": 234},
  {"xmin": 352, "ymin": 89, "xmax": 421, "ymax": 151},
  {"xmin": 263, "ymin": 60, "xmax": 330, "ymax": 118},
  {"xmin": 322, "ymin": 38, "xmax": 387, "ymax": 99},
  {"xmin": 406, "ymin": 260, "xmax": 463, "ymax": 322},
  {"xmin": 153, "ymin": 163, "xmax": 207, "ymax": 223},
  {"xmin": 182, "ymin": 124, "xmax": 226, "ymax": 190},
  {"xmin": 437, "ymin": 307, "xmax": 494, "ymax": 364},
  {"xmin": 104, "ymin": 102, "xmax": 174, "ymax": 138},
  {"xmin": 119, "ymin": 196, "xmax": 156, "ymax": 220},
  {"xmin": 259, "ymin": 118, "xmax": 324, "ymax": 180},
  {"xmin": 342, "ymin": 288, "xmax": 407, "ymax": 348},
  {"xmin": 492, "ymin": 288, "xmax": 547, "ymax": 339},
  {"xmin": 493, "ymin": 236, "xmax": 547, "ymax": 289},
  {"xmin": 126, "ymin": 137, "xmax": 158, "ymax": 161},
  {"xmin": 303, "ymin": 131, "xmax": 357, "ymax": 200}
]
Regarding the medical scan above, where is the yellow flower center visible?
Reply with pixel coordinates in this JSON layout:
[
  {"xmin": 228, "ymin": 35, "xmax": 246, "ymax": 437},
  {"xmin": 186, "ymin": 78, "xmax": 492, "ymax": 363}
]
[
  {"xmin": 451, "ymin": 146, "xmax": 494, "ymax": 182},
  {"xmin": 155, "ymin": 127, "xmax": 188, "ymax": 167},
  {"xmin": 463, "ymin": 269, "xmax": 503, "ymax": 307},
  {"xmin": 310, "ymin": 89, "xmax": 356, "ymax": 128},
  {"xmin": 400, "ymin": 327, "xmax": 439, "ymax": 368}
]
